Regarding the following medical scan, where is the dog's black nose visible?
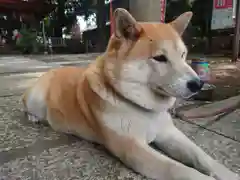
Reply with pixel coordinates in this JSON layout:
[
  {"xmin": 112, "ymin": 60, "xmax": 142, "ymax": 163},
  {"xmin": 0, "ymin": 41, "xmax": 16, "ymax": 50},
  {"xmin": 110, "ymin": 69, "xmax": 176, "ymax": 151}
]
[{"xmin": 187, "ymin": 79, "xmax": 204, "ymax": 93}]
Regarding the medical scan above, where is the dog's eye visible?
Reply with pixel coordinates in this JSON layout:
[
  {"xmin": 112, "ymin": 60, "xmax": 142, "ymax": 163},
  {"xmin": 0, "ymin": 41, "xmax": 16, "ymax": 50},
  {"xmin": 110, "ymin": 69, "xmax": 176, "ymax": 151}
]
[{"xmin": 152, "ymin": 55, "xmax": 168, "ymax": 63}]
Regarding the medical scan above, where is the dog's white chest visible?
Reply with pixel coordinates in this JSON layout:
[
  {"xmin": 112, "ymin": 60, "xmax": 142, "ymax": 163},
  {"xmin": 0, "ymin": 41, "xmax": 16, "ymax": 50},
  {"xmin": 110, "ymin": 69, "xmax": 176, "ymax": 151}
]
[{"xmin": 101, "ymin": 104, "xmax": 170, "ymax": 143}]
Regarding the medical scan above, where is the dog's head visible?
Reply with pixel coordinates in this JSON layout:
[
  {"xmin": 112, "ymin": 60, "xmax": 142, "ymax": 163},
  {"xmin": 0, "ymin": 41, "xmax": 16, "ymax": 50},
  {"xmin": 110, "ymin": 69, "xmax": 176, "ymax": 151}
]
[{"xmin": 103, "ymin": 8, "xmax": 203, "ymax": 110}]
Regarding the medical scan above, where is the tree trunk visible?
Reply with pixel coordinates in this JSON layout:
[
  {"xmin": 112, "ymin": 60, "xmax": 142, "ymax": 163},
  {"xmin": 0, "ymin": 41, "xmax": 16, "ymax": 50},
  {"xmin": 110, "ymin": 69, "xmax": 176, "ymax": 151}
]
[
  {"xmin": 96, "ymin": 0, "xmax": 107, "ymax": 52},
  {"xmin": 54, "ymin": 0, "xmax": 66, "ymax": 37}
]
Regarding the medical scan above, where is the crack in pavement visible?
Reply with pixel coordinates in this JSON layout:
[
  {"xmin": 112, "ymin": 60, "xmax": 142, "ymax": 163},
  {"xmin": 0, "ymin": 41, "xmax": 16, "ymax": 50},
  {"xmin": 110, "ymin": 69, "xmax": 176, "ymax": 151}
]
[{"xmin": 179, "ymin": 118, "xmax": 240, "ymax": 143}]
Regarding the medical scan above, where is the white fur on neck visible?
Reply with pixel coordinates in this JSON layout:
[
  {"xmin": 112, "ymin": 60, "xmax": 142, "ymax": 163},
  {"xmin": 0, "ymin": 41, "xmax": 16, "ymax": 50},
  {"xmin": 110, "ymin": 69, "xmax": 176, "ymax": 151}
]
[{"xmin": 101, "ymin": 59, "xmax": 176, "ymax": 111}]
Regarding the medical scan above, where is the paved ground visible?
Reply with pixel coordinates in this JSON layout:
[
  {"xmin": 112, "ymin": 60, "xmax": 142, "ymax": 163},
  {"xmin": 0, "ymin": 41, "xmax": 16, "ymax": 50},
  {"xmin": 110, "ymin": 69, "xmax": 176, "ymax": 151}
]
[{"xmin": 0, "ymin": 54, "xmax": 239, "ymax": 179}]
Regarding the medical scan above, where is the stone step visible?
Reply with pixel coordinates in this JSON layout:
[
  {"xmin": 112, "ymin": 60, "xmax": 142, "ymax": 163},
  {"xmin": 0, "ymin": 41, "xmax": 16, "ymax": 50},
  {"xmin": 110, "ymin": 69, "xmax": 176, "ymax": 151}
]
[{"xmin": 177, "ymin": 95, "xmax": 240, "ymax": 119}]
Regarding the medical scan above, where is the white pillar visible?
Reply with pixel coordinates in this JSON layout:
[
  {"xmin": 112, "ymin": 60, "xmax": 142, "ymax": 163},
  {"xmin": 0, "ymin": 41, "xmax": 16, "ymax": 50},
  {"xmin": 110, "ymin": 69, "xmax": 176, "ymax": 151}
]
[{"xmin": 129, "ymin": 0, "xmax": 161, "ymax": 22}]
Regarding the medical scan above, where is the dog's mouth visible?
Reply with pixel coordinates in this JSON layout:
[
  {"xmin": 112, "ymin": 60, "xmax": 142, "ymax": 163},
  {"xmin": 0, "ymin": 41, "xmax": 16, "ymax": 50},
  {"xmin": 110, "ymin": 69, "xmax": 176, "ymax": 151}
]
[
  {"xmin": 154, "ymin": 86, "xmax": 172, "ymax": 97},
  {"xmin": 154, "ymin": 86, "xmax": 197, "ymax": 100}
]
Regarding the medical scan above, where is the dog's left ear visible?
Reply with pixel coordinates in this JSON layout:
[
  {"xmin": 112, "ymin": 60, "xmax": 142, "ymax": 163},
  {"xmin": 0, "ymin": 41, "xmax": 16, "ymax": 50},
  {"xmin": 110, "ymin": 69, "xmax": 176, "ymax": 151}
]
[
  {"xmin": 169, "ymin": 11, "xmax": 193, "ymax": 36},
  {"xmin": 113, "ymin": 8, "xmax": 142, "ymax": 40}
]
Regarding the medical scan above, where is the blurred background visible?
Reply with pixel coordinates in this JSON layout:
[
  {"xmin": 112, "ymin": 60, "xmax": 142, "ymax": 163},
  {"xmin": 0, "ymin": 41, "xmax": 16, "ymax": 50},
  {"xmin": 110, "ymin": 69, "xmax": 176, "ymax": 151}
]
[{"xmin": 0, "ymin": 0, "xmax": 238, "ymax": 56}]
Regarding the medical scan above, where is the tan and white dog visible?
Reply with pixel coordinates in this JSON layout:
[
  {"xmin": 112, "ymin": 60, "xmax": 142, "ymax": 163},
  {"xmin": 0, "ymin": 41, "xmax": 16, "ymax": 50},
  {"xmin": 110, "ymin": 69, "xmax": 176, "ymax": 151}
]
[{"xmin": 22, "ymin": 8, "xmax": 239, "ymax": 180}]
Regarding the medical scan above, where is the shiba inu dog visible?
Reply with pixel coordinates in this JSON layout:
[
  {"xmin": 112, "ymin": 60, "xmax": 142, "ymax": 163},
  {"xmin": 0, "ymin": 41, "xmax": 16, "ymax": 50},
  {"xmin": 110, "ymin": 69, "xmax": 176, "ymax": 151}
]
[{"xmin": 22, "ymin": 8, "xmax": 239, "ymax": 180}]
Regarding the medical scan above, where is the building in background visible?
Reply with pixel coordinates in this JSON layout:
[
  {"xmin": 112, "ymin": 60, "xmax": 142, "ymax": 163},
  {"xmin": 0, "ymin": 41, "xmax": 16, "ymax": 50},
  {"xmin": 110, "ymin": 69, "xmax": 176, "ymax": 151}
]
[
  {"xmin": 0, "ymin": 0, "xmax": 56, "ymax": 53},
  {"xmin": 129, "ymin": 0, "xmax": 165, "ymax": 22},
  {"xmin": 82, "ymin": 0, "xmax": 166, "ymax": 52}
]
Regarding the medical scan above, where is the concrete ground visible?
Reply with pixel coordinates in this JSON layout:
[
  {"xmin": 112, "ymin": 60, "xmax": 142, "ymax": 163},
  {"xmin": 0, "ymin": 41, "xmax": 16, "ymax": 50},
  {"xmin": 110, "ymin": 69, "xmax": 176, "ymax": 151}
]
[{"xmin": 0, "ymin": 54, "xmax": 239, "ymax": 179}]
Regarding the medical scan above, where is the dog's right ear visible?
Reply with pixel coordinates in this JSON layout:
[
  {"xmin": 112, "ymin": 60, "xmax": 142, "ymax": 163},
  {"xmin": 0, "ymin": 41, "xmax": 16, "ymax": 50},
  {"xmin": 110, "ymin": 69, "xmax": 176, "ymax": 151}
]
[
  {"xmin": 169, "ymin": 11, "xmax": 193, "ymax": 36},
  {"xmin": 113, "ymin": 8, "xmax": 142, "ymax": 41}
]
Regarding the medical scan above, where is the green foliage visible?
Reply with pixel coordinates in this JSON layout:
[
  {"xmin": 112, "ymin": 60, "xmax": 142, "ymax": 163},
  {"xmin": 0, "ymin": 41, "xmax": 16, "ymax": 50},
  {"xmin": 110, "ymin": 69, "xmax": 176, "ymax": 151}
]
[
  {"xmin": 65, "ymin": 0, "xmax": 94, "ymax": 20},
  {"xmin": 43, "ymin": 0, "xmax": 95, "ymax": 37},
  {"xmin": 16, "ymin": 28, "xmax": 42, "ymax": 54}
]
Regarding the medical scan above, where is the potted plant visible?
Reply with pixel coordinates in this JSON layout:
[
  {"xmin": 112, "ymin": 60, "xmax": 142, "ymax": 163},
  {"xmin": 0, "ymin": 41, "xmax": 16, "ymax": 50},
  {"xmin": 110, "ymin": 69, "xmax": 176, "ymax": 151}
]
[{"xmin": 16, "ymin": 28, "xmax": 42, "ymax": 54}]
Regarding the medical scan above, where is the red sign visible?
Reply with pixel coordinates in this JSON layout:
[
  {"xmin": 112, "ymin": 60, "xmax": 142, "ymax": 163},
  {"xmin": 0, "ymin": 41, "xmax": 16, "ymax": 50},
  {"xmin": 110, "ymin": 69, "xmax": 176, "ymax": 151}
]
[
  {"xmin": 160, "ymin": 0, "xmax": 166, "ymax": 22},
  {"xmin": 214, "ymin": 0, "xmax": 233, "ymax": 9},
  {"xmin": 110, "ymin": 1, "xmax": 113, "ymax": 35}
]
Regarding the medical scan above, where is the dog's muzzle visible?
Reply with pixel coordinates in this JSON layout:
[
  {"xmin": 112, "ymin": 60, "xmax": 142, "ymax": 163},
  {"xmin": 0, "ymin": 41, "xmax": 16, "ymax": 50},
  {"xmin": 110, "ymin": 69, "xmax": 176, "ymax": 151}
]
[
  {"xmin": 186, "ymin": 79, "xmax": 204, "ymax": 93},
  {"xmin": 154, "ymin": 76, "xmax": 204, "ymax": 99}
]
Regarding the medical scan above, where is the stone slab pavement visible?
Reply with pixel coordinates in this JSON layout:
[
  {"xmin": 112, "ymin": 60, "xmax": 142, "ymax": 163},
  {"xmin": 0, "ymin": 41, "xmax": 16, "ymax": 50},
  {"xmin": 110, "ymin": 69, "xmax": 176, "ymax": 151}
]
[
  {"xmin": 0, "ymin": 54, "xmax": 99, "ymax": 75},
  {"xmin": 174, "ymin": 96, "xmax": 240, "ymax": 142},
  {"xmin": 0, "ymin": 55, "xmax": 239, "ymax": 179},
  {"xmin": 0, "ymin": 56, "xmax": 59, "ymax": 75}
]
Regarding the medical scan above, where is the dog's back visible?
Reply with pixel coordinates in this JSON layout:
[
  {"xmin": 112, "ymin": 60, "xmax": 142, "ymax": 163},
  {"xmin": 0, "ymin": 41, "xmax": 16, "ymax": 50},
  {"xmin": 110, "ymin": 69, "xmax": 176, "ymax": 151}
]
[
  {"xmin": 23, "ymin": 66, "xmax": 103, "ymax": 142},
  {"xmin": 22, "ymin": 8, "xmax": 239, "ymax": 180}
]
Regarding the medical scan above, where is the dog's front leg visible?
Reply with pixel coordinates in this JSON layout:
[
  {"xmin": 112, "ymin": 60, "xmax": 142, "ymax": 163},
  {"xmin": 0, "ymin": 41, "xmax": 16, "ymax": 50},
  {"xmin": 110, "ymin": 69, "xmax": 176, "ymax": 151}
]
[
  {"xmin": 153, "ymin": 125, "xmax": 239, "ymax": 180},
  {"xmin": 104, "ymin": 128, "xmax": 215, "ymax": 180}
]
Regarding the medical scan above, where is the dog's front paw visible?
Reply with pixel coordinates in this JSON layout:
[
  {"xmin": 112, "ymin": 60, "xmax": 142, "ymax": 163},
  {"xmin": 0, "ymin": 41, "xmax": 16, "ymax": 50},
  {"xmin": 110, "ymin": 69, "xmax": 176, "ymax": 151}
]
[
  {"xmin": 212, "ymin": 173, "xmax": 239, "ymax": 180},
  {"xmin": 210, "ymin": 162, "xmax": 240, "ymax": 180},
  {"xmin": 27, "ymin": 114, "xmax": 41, "ymax": 124}
]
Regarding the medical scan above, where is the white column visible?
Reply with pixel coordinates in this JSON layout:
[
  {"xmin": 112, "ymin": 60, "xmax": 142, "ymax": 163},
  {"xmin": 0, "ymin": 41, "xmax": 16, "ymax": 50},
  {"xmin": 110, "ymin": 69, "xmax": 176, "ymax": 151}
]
[{"xmin": 129, "ymin": 0, "xmax": 161, "ymax": 22}]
